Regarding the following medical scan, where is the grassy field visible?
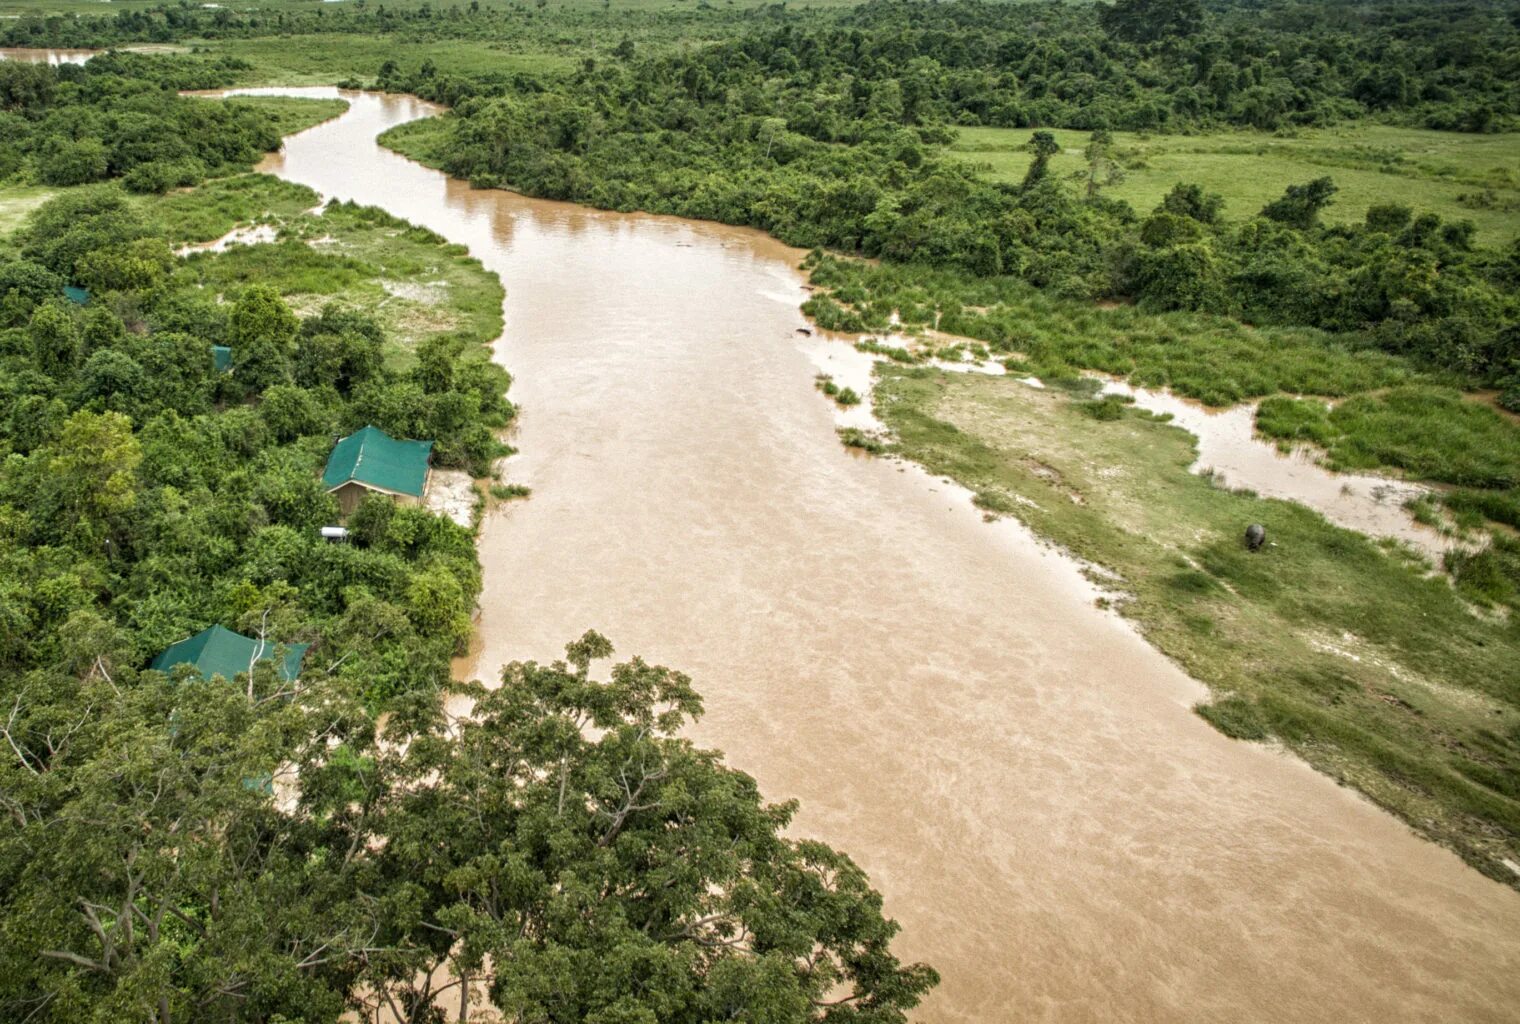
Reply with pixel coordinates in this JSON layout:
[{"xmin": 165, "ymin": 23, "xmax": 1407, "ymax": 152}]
[
  {"xmin": 377, "ymin": 115, "xmax": 452, "ymax": 168},
  {"xmin": 135, "ymin": 172, "xmax": 322, "ymax": 243},
  {"xmin": 949, "ymin": 125, "xmax": 1520, "ymax": 244},
  {"xmin": 231, "ymin": 94, "xmax": 348, "ymax": 135},
  {"xmin": 0, "ymin": 183, "xmax": 56, "ymax": 236},
  {"xmin": 181, "ymin": 34, "xmax": 575, "ymax": 86},
  {"xmin": 875, "ymin": 365, "xmax": 1520, "ymax": 884},
  {"xmin": 802, "ymin": 253, "xmax": 1430, "ymax": 406},
  {"xmin": 159, "ymin": 183, "xmax": 504, "ymax": 371}
]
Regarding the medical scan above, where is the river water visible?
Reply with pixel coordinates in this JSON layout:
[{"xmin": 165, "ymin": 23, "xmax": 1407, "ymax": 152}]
[
  {"xmin": 0, "ymin": 47, "xmax": 95, "ymax": 64},
  {"xmin": 206, "ymin": 87, "xmax": 1520, "ymax": 1021}
]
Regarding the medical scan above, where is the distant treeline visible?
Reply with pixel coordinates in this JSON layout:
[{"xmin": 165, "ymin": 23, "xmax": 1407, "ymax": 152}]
[
  {"xmin": 5, "ymin": 0, "xmax": 1519, "ymax": 131},
  {"xmin": 0, "ymin": 53, "xmax": 267, "ymax": 191},
  {"xmin": 373, "ymin": 7, "xmax": 1519, "ymax": 396}
]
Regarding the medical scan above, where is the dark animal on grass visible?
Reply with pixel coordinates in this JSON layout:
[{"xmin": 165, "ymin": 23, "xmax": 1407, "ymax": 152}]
[{"xmin": 1245, "ymin": 523, "xmax": 1266, "ymax": 551}]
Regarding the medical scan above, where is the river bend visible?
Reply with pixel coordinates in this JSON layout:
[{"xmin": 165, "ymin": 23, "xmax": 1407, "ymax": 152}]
[{"xmin": 215, "ymin": 87, "xmax": 1520, "ymax": 1023}]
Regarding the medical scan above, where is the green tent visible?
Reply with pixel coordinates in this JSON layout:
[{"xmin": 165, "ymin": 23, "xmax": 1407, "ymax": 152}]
[
  {"xmin": 322, "ymin": 425, "xmax": 433, "ymax": 498},
  {"xmin": 211, "ymin": 344, "xmax": 233, "ymax": 373},
  {"xmin": 151, "ymin": 624, "xmax": 308, "ymax": 683},
  {"xmin": 62, "ymin": 285, "xmax": 89, "ymax": 305}
]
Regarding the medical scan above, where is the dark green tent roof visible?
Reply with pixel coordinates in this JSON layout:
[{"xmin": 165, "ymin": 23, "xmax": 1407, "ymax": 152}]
[
  {"xmin": 211, "ymin": 344, "xmax": 232, "ymax": 373},
  {"xmin": 150, "ymin": 624, "xmax": 308, "ymax": 682},
  {"xmin": 322, "ymin": 425, "xmax": 433, "ymax": 498}
]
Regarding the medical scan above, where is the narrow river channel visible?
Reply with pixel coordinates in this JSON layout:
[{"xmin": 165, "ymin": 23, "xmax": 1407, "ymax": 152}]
[{"xmin": 220, "ymin": 87, "xmax": 1520, "ymax": 1022}]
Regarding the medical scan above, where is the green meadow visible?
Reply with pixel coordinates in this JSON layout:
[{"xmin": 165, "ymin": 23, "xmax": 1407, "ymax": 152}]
[
  {"xmin": 0, "ymin": 183, "xmax": 56, "ymax": 237},
  {"xmin": 186, "ymin": 34, "xmax": 575, "ymax": 87},
  {"xmin": 949, "ymin": 125, "xmax": 1520, "ymax": 243},
  {"xmin": 157, "ymin": 179, "xmax": 504, "ymax": 372}
]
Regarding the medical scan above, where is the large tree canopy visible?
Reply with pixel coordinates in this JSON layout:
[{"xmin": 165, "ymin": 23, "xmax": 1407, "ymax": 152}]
[{"xmin": 0, "ymin": 634, "xmax": 938, "ymax": 1023}]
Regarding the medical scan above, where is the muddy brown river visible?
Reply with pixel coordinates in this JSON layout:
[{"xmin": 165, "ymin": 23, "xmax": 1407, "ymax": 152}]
[{"xmin": 215, "ymin": 87, "xmax": 1520, "ymax": 1022}]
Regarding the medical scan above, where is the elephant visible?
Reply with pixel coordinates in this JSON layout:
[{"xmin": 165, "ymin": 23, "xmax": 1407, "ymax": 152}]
[{"xmin": 1245, "ymin": 523, "xmax": 1266, "ymax": 551}]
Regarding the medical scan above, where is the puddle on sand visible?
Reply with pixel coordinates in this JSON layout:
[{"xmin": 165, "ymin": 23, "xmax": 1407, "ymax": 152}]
[
  {"xmin": 175, "ymin": 222, "xmax": 280, "ymax": 256},
  {"xmin": 197, "ymin": 86, "xmax": 1520, "ymax": 1024}
]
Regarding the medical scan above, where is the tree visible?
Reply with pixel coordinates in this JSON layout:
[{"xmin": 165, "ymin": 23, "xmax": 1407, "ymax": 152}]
[
  {"xmin": 1021, "ymin": 130, "xmax": 1061, "ymax": 190},
  {"xmin": 353, "ymin": 634, "xmax": 940, "ymax": 1023},
  {"xmin": 1, "ymin": 637, "xmax": 937, "ymax": 1023},
  {"xmin": 230, "ymin": 285, "xmax": 299, "ymax": 348},
  {"xmin": 28, "ymin": 300, "xmax": 79, "ymax": 376},
  {"xmin": 0, "ymin": 671, "xmax": 360, "ymax": 1024},
  {"xmin": 1099, "ymin": 0, "xmax": 1204, "ymax": 42},
  {"xmin": 40, "ymin": 410, "xmax": 142, "ymax": 546},
  {"xmin": 38, "ymin": 137, "xmax": 108, "ymax": 186},
  {"xmin": 1260, "ymin": 177, "xmax": 1338, "ymax": 231},
  {"xmin": 1157, "ymin": 182, "xmax": 1223, "ymax": 224},
  {"xmin": 1083, "ymin": 129, "xmax": 1123, "ymax": 199},
  {"xmin": 75, "ymin": 238, "xmax": 175, "ymax": 294},
  {"xmin": 230, "ymin": 286, "xmax": 299, "ymax": 391}
]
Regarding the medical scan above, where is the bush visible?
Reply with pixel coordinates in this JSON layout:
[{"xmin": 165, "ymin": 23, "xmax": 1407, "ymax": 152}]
[
  {"xmin": 122, "ymin": 158, "xmax": 205, "ymax": 194},
  {"xmin": 38, "ymin": 138, "xmax": 108, "ymax": 186}
]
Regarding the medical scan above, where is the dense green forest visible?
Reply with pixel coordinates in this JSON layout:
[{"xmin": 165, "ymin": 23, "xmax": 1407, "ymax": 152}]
[
  {"xmin": 0, "ymin": 54, "xmax": 935, "ymax": 1022},
  {"xmin": 0, "ymin": 59, "xmax": 511, "ymax": 703}
]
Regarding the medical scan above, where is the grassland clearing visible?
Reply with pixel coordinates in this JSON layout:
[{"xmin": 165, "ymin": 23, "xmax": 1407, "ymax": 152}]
[
  {"xmin": 0, "ymin": 183, "xmax": 55, "ymax": 236},
  {"xmin": 184, "ymin": 34, "xmax": 574, "ymax": 86},
  {"xmin": 164, "ymin": 190, "xmax": 503, "ymax": 371},
  {"xmin": 949, "ymin": 125, "xmax": 1520, "ymax": 244}
]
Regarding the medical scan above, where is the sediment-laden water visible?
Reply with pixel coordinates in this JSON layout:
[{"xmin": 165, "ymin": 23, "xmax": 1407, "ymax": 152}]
[
  {"xmin": 184, "ymin": 86, "xmax": 1520, "ymax": 1021},
  {"xmin": 0, "ymin": 47, "xmax": 95, "ymax": 64}
]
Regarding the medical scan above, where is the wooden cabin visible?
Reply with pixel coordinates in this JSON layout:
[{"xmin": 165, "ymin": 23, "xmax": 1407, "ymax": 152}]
[{"xmin": 322, "ymin": 425, "xmax": 434, "ymax": 516}]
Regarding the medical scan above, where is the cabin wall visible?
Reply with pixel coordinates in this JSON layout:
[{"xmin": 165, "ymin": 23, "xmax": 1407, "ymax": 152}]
[
  {"xmin": 333, "ymin": 482, "xmax": 424, "ymax": 517},
  {"xmin": 334, "ymin": 482, "xmax": 368, "ymax": 517}
]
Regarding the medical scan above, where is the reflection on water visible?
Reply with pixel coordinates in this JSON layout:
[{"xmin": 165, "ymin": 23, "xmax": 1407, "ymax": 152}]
[
  {"xmin": 0, "ymin": 47, "xmax": 96, "ymax": 64},
  {"xmin": 203, "ymin": 86, "xmax": 1520, "ymax": 1023}
]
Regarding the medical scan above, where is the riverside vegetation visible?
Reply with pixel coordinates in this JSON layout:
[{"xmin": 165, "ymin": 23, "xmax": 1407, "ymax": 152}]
[
  {"xmin": 0, "ymin": 0, "xmax": 1518, "ymax": 1015},
  {"xmin": 0, "ymin": 55, "xmax": 935, "ymax": 1022}
]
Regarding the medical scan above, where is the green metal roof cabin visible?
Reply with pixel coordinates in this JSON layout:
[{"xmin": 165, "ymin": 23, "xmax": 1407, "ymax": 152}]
[
  {"xmin": 150, "ymin": 624, "xmax": 308, "ymax": 683},
  {"xmin": 322, "ymin": 425, "xmax": 433, "ymax": 516},
  {"xmin": 211, "ymin": 344, "xmax": 233, "ymax": 373}
]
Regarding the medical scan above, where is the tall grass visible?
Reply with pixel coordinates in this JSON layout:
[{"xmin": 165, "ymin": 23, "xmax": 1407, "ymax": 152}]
[
  {"xmin": 805, "ymin": 252, "xmax": 1416, "ymax": 405},
  {"xmin": 1259, "ymin": 387, "xmax": 1520, "ymax": 489}
]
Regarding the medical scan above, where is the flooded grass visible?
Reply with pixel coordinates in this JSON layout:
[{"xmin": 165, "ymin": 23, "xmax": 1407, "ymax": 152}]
[
  {"xmin": 876, "ymin": 364, "xmax": 1520, "ymax": 884},
  {"xmin": 1259, "ymin": 388, "xmax": 1520, "ymax": 490},
  {"xmin": 139, "ymin": 173, "xmax": 320, "ymax": 243}
]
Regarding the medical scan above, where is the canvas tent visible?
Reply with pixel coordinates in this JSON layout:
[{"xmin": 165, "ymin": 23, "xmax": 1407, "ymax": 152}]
[
  {"xmin": 322, "ymin": 425, "xmax": 433, "ymax": 515},
  {"xmin": 151, "ymin": 624, "xmax": 308, "ymax": 682}
]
